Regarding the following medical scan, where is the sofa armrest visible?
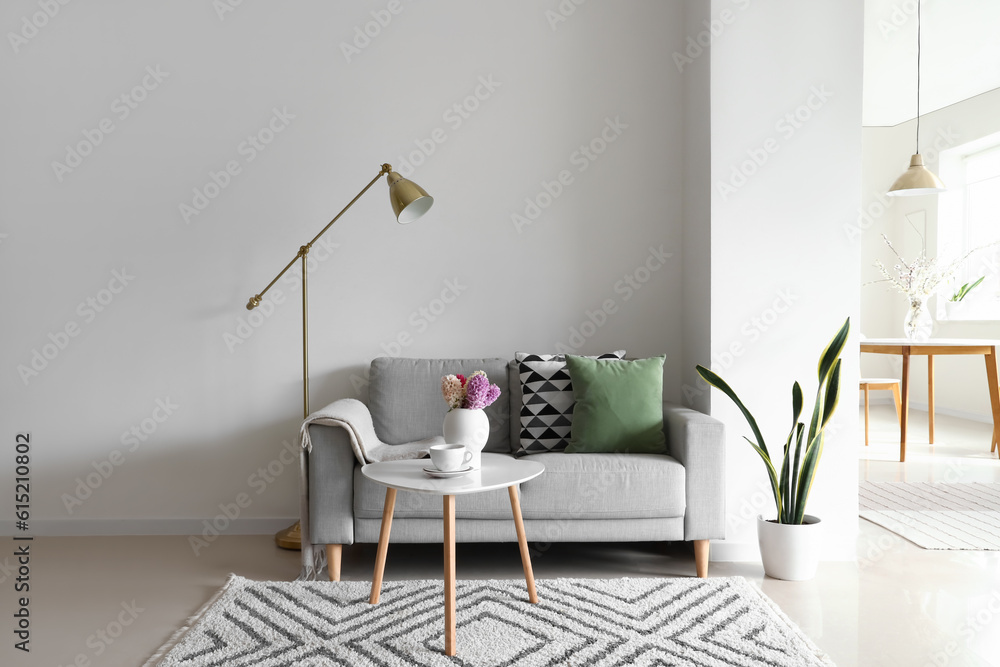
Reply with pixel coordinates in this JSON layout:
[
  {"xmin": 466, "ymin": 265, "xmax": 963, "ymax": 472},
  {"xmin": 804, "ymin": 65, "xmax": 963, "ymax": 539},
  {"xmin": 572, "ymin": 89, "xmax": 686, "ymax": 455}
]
[
  {"xmin": 307, "ymin": 405, "xmax": 361, "ymax": 546},
  {"xmin": 663, "ymin": 402, "xmax": 726, "ymax": 541}
]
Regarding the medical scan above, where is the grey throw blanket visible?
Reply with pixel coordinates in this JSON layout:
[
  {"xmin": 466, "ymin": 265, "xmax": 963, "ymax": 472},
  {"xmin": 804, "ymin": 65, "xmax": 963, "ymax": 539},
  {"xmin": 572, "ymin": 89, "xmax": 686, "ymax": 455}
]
[{"xmin": 299, "ymin": 398, "xmax": 441, "ymax": 464}]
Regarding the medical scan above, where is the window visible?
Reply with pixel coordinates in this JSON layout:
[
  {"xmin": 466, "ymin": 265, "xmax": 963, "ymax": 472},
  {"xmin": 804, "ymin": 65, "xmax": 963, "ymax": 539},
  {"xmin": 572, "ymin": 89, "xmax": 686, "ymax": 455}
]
[{"xmin": 936, "ymin": 133, "xmax": 1000, "ymax": 321}]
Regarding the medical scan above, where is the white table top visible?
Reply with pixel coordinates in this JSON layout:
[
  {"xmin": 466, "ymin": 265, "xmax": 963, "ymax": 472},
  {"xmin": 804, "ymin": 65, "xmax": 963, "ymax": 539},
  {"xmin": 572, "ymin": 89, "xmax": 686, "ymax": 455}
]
[
  {"xmin": 361, "ymin": 453, "xmax": 544, "ymax": 495},
  {"xmin": 862, "ymin": 338, "xmax": 1000, "ymax": 347}
]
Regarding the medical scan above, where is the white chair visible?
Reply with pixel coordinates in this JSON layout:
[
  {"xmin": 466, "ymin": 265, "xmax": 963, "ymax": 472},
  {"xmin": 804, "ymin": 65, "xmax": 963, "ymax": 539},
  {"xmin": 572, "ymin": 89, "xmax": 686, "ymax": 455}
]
[{"xmin": 859, "ymin": 378, "xmax": 902, "ymax": 447}]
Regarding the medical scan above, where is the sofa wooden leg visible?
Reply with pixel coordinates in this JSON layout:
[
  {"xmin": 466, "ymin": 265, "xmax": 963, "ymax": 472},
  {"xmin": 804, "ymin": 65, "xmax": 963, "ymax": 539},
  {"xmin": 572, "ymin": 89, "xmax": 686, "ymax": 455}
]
[
  {"xmin": 326, "ymin": 544, "xmax": 342, "ymax": 582},
  {"xmin": 694, "ymin": 540, "xmax": 709, "ymax": 578}
]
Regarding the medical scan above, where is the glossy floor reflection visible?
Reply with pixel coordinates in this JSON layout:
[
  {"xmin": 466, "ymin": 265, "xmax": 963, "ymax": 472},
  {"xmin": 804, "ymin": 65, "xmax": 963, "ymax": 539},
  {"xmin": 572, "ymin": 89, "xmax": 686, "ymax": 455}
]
[
  {"xmin": 852, "ymin": 404, "xmax": 1000, "ymax": 666},
  {"xmin": 3, "ymin": 406, "xmax": 999, "ymax": 667}
]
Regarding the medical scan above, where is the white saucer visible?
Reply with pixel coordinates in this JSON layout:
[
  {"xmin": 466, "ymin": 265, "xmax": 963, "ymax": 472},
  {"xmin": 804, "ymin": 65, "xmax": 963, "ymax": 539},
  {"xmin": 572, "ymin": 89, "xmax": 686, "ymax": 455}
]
[{"xmin": 423, "ymin": 465, "xmax": 474, "ymax": 478}]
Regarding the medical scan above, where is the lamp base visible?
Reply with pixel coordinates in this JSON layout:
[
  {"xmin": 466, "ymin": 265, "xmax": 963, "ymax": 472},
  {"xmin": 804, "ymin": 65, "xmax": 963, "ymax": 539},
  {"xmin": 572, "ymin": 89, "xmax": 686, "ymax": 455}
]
[{"xmin": 275, "ymin": 521, "xmax": 302, "ymax": 550}]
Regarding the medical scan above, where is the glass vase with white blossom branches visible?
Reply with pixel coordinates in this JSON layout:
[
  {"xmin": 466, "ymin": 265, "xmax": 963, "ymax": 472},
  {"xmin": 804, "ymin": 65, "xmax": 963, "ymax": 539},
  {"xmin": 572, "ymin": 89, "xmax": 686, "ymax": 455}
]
[{"xmin": 868, "ymin": 234, "xmax": 994, "ymax": 341}]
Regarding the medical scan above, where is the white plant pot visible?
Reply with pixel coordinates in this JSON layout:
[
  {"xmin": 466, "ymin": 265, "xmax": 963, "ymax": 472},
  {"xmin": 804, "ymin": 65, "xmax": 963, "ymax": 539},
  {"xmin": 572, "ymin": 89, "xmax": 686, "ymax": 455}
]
[
  {"xmin": 944, "ymin": 300, "xmax": 972, "ymax": 321},
  {"xmin": 442, "ymin": 408, "xmax": 490, "ymax": 470},
  {"xmin": 756, "ymin": 515, "xmax": 822, "ymax": 581}
]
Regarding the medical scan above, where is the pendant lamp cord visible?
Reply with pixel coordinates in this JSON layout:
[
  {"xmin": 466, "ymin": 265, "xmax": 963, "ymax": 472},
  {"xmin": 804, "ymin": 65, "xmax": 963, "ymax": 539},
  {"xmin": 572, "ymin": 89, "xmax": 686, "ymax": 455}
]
[{"xmin": 915, "ymin": 0, "xmax": 921, "ymax": 154}]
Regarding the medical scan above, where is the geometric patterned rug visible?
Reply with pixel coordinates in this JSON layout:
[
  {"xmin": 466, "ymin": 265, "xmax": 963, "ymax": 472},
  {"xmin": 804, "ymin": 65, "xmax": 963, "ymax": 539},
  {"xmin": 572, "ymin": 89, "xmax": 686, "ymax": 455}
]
[
  {"xmin": 143, "ymin": 576, "xmax": 834, "ymax": 666},
  {"xmin": 860, "ymin": 481, "xmax": 1000, "ymax": 550}
]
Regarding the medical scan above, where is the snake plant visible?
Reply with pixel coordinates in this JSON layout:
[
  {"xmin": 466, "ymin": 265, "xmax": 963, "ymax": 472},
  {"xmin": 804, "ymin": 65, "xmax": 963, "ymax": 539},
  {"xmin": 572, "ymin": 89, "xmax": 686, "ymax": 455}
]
[{"xmin": 696, "ymin": 318, "xmax": 849, "ymax": 525}]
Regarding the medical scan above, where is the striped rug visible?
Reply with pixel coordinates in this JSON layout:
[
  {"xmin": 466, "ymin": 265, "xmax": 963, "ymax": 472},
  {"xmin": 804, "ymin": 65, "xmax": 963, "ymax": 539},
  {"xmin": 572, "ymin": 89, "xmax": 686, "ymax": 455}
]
[
  {"xmin": 859, "ymin": 481, "xmax": 1000, "ymax": 549},
  {"xmin": 144, "ymin": 576, "xmax": 834, "ymax": 666}
]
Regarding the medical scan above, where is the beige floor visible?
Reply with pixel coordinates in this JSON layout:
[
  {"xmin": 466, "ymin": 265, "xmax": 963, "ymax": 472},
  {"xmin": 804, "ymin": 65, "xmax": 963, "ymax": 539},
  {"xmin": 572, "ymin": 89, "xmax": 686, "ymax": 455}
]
[{"xmin": 4, "ymin": 406, "xmax": 1000, "ymax": 667}]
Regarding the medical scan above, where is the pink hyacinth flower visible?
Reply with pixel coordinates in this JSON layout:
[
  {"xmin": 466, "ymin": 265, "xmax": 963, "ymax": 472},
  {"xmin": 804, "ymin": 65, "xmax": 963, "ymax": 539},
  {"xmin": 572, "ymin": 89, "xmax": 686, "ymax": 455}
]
[
  {"xmin": 463, "ymin": 372, "xmax": 501, "ymax": 409},
  {"xmin": 441, "ymin": 374, "xmax": 464, "ymax": 410},
  {"xmin": 485, "ymin": 383, "xmax": 501, "ymax": 407}
]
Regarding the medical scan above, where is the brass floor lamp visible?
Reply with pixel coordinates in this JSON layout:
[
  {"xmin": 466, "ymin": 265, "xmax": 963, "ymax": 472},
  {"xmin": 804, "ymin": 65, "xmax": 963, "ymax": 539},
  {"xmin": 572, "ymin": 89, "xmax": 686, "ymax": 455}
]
[{"xmin": 246, "ymin": 163, "xmax": 434, "ymax": 550}]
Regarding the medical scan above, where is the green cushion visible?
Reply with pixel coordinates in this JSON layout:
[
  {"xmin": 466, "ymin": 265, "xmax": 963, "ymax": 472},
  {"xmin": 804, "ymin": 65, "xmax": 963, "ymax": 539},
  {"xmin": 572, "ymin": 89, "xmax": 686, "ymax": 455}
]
[{"xmin": 564, "ymin": 355, "xmax": 666, "ymax": 454}]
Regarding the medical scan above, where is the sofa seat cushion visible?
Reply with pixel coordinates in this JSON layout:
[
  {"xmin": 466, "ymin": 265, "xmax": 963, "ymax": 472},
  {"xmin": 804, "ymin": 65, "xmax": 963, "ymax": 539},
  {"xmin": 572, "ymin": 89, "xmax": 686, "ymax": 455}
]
[
  {"xmin": 354, "ymin": 468, "xmax": 513, "ymax": 520},
  {"xmin": 518, "ymin": 452, "xmax": 685, "ymax": 520},
  {"xmin": 353, "ymin": 452, "xmax": 685, "ymax": 522}
]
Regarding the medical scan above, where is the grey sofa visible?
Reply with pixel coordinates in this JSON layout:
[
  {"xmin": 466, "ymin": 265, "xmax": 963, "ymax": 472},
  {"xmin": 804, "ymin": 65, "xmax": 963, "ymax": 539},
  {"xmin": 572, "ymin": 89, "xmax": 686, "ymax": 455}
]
[{"xmin": 304, "ymin": 357, "xmax": 726, "ymax": 579}]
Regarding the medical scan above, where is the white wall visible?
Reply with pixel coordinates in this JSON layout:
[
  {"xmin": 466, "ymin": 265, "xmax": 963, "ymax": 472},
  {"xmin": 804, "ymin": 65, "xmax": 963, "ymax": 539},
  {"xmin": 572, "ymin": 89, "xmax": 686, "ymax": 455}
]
[
  {"xmin": 860, "ymin": 88, "xmax": 1000, "ymax": 420},
  {"xmin": 0, "ymin": 1, "xmax": 687, "ymax": 534},
  {"xmin": 707, "ymin": 0, "xmax": 863, "ymax": 560},
  {"xmin": 863, "ymin": 0, "xmax": 1000, "ymax": 126}
]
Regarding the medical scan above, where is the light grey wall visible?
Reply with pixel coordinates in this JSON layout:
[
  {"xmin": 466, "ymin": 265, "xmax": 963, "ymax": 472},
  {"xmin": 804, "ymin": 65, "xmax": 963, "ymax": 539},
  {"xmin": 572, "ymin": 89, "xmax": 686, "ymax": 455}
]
[
  {"xmin": 680, "ymin": 0, "xmax": 712, "ymax": 415},
  {"xmin": 1, "ymin": 1, "xmax": 687, "ymax": 533}
]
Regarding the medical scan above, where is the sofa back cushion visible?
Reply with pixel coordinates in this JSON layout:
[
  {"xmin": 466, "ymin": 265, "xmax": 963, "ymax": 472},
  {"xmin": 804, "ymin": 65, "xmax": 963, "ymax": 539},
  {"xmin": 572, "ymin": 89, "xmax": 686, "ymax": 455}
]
[{"xmin": 369, "ymin": 357, "xmax": 511, "ymax": 452}]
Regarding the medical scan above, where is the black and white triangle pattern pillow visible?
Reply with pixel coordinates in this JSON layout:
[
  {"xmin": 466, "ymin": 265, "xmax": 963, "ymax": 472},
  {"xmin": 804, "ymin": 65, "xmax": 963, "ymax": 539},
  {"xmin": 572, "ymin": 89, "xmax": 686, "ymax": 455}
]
[{"xmin": 514, "ymin": 351, "xmax": 626, "ymax": 456}]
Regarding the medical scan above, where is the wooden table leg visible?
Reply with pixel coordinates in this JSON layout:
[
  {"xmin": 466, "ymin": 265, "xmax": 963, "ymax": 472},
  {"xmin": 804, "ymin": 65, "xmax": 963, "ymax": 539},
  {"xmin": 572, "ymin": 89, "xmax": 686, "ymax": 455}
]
[
  {"xmin": 369, "ymin": 487, "xmax": 397, "ymax": 604},
  {"xmin": 985, "ymin": 347, "xmax": 1000, "ymax": 456},
  {"xmin": 508, "ymin": 485, "xmax": 538, "ymax": 603},
  {"xmin": 900, "ymin": 348, "xmax": 910, "ymax": 462},
  {"xmin": 928, "ymin": 355, "xmax": 935, "ymax": 445},
  {"xmin": 444, "ymin": 494, "xmax": 457, "ymax": 656}
]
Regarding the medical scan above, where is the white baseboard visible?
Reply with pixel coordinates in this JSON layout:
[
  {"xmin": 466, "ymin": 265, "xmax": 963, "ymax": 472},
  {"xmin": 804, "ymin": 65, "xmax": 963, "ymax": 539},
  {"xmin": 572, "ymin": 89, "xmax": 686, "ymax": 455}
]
[
  {"xmin": 0, "ymin": 518, "xmax": 296, "ymax": 537},
  {"xmin": 910, "ymin": 402, "xmax": 993, "ymax": 424},
  {"xmin": 710, "ymin": 540, "xmax": 855, "ymax": 562},
  {"xmin": 858, "ymin": 397, "xmax": 993, "ymax": 424},
  {"xmin": 4, "ymin": 522, "xmax": 856, "ymax": 563},
  {"xmin": 709, "ymin": 541, "xmax": 761, "ymax": 562}
]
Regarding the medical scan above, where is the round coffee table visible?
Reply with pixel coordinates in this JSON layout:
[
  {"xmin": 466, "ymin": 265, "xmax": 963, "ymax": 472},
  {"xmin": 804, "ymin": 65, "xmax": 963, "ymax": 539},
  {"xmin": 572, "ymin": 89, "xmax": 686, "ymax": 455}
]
[{"xmin": 361, "ymin": 452, "xmax": 545, "ymax": 656}]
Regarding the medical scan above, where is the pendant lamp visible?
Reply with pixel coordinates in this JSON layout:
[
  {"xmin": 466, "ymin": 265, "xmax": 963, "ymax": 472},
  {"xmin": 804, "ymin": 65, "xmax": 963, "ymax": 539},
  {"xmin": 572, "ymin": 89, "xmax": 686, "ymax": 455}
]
[{"xmin": 888, "ymin": 0, "xmax": 946, "ymax": 196}]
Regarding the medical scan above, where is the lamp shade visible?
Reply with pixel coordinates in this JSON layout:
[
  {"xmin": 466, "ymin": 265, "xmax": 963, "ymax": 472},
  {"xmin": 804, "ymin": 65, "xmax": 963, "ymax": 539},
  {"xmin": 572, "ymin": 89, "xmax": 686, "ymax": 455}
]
[
  {"xmin": 386, "ymin": 171, "xmax": 434, "ymax": 223},
  {"xmin": 887, "ymin": 153, "xmax": 946, "ymax": 197}
]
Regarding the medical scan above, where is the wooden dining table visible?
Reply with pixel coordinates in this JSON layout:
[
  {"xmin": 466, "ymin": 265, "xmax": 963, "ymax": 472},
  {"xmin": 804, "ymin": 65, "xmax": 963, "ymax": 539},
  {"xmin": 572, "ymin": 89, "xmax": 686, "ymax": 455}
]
[{"xmin": 860, "ymin": 338, "xmax": 1000, "ymax": 462}]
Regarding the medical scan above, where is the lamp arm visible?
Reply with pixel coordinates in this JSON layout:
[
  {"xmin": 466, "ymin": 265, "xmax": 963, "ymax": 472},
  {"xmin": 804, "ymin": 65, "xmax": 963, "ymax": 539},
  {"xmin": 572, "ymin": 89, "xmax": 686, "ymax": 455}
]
[{"xmin": 246, "ymin": 163, "xmax": 392, "ymax": 309}]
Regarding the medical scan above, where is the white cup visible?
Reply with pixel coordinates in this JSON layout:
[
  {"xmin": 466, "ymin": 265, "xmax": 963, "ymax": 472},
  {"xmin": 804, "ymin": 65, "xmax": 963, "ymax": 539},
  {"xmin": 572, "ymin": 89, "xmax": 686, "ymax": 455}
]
[{"xmin": 429, "ymin": 444, "xmax": 473, "ymax": 472}]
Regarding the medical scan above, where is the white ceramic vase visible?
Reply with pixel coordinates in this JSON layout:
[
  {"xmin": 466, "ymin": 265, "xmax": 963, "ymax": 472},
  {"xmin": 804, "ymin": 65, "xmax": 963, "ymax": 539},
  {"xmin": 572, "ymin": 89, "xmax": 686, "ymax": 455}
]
[
  {"xmin": 442, "ymin": 408, "xmax": 490, "ymax": 470},
  {"xmin": 756, "ymin": 514, "xmax": 822, "ymax": 581}
]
